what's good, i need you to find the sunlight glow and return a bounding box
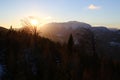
[30,19,38,26]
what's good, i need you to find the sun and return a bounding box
[30,19,38,26]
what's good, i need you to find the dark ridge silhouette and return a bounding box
[0,27,8,34]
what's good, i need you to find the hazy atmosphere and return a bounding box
[0,0,120,80]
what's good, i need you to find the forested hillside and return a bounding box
[0,25,120,80]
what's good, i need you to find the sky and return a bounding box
[0,0,120,28]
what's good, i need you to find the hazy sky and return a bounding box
[0,0,120,28]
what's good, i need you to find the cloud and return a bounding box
[88,4,101,10]
[45,16,52,20]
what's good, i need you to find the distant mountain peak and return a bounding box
[43,21,92,30]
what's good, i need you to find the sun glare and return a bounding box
[30,19,38,26]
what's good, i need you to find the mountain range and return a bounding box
[0,21,120,60]
[40,21,120,60]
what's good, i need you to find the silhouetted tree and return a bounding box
[67,34,74,55]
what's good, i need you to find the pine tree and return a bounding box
[67,34,74,52]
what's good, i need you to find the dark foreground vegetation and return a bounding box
[0,26,120,80]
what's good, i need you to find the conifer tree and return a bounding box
[67,34,74,54]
